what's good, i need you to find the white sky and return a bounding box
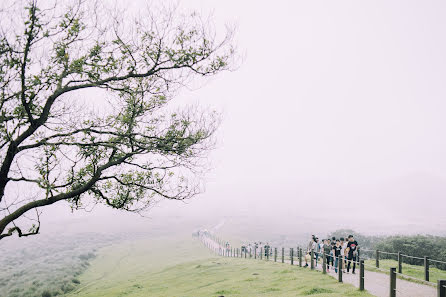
[37,0,446,235]
[159,0,446,232]
[179,0,446,183]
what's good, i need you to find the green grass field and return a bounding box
[364,259,446,285]
[67,235,374,297]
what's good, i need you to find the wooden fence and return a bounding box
[194,231,446,297]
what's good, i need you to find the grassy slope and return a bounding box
[364,259,446,284]
[67,235,374,297]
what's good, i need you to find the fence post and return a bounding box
[360,260,365,291]
[322,252,326,274]
[260,247,263,260]
[390,267,396,297]
[425,256,429,282]
[245,248,247,258]
[291,248,294,265]
[398,252,402,274]
[338,255,343,282]
[376,250,380,268]
[282,247,285,263]
[231,248,233,257]
[299,248,302,267]
[438,280,446,297]
[274,248,277,262]
[310,249,315,270]
[357,247,360,265]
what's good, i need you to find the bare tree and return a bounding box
[0,0,236,240]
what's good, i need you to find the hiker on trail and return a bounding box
[330,236,336,266]
[265,243,271,257]
[326,238,332,268]
[346,235,359,274]
[319,239,324,263]
[323,239,332,272]
[305,235,316,267]
[340,237,347,273]
[314,237,320,267]
[333,240,342,273]
[307,235,315,252]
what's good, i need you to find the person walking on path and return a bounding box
[323,239,332,272]
[314,237,320,267]
[305,235,315,267]
[326,238,332,268]
[330,238,335,267]
[333,240,342,273]
[346,235,359,274]
[340,237,347,273]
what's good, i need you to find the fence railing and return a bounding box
[194,232,446,297]
[360,248,446,284]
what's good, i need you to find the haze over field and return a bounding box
[3,0,445,239]
[2,1,446,297]
[28,0,445,237]
[173,0,446,235]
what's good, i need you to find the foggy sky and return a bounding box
[32,0,446,236]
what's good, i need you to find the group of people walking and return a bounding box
[196,229,359,274]
[240,242,272,257]
[305,234,359,274]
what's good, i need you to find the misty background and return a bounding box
[11,0,446,240]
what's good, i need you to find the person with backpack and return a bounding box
[305,235,316,267]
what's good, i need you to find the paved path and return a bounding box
[198,233,437,297]
[312,261,436,297]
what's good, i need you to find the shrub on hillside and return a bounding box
[72,278,80,284]
[375,235,446,269]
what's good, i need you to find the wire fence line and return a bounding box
[354,247,446,278]
[193,231,446,297]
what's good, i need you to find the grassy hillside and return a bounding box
[0,233,119,297]
[67,236,374,297]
